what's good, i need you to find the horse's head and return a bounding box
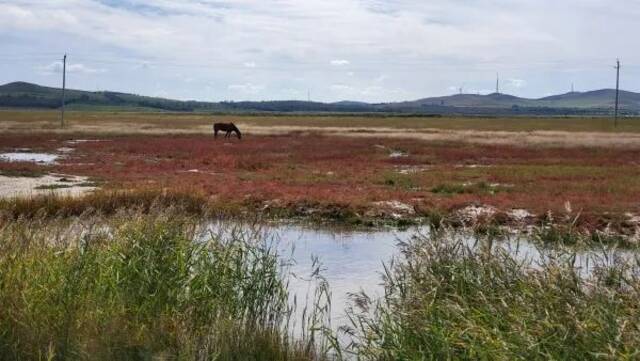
[231,123,242,139]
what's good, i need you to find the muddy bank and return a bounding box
[0,174,97,199]
[253,198,640,245]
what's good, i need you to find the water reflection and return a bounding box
[0,152,59,164]
[203,221,637,331]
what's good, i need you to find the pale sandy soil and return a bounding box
[0,174,96,199]
[240,125,640,148]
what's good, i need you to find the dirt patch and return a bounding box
[369,200,416,219]
[0,174,97,199]
[456,204,498,223]
[240,125,640,149]
[395,165,431,174]
[507,208,535,222]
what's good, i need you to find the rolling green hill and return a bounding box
[0,81,205,111]
[1,81,638,115]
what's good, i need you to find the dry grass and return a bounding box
[2,110,640,148]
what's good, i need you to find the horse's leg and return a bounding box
[226,131,231,138]
[214,129,219,138]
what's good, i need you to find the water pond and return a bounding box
[0,152,59,164]
[205,222,635,329]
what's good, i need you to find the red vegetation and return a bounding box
[2,133,640,225]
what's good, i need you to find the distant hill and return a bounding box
[539,89,640,109]
[388,90,640,111]
[0,81,206,111]
[1,81,639,115]
[391,93,536,108]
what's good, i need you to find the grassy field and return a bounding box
[2,110,640,359]
[1,130,639,235]
[2,110,640,133]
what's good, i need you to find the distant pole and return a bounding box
[307,89,311,102]
[571,83,574,93]
[495,73,499,94]
[61,54,67,128]
[614,59,621,128]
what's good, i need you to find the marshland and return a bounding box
[5,0,640,356]
[0,109,639,360]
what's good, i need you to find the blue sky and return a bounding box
[0,0,638,102]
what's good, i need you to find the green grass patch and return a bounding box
[34,184,74,190]
[431,181,502,195]
[380,172,419,190]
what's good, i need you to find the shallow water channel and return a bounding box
[204,222,636,333]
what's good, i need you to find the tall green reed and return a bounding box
[0,209,332,361]
[345,231,640,360]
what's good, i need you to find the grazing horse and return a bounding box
[213,122,242,139]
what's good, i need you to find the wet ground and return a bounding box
[0,149,96,198]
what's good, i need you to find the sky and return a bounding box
[0,0,639,102]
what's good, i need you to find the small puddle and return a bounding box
[0,152,59,164]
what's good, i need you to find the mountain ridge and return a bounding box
[1,81,639,115]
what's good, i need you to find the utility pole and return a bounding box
[495,73,499,94]
[307,89,311,102]
[571,83,574,93]
[614,59,621,128]
[61,54,67,128]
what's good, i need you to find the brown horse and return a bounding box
[213,123,242,139]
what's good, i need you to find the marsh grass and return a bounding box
[34,184,74,190]
[0,210,333,360]
[0,189,210,220]
[0,168,48,178]
[344,232,640,360]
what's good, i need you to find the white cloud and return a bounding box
[507,78,527,88]
[330,59,350,66]
[373,74,388,83]
[243,61,257,68]
[227,83,265,94]
[330,84,353,91]
[38,61,106,75]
